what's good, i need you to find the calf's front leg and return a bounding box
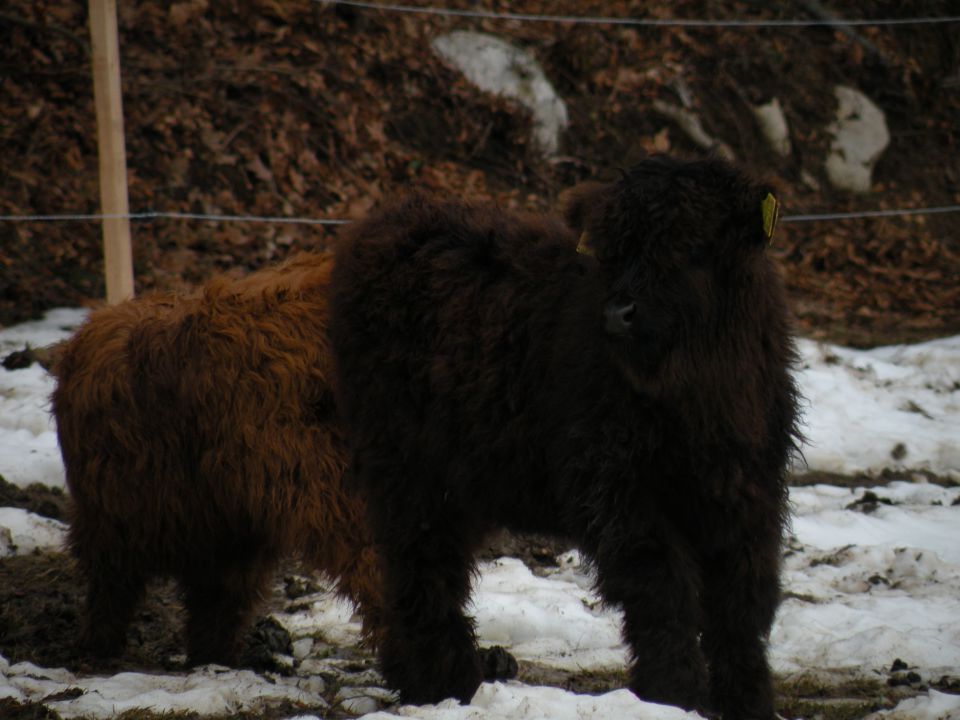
[590,526,711,714]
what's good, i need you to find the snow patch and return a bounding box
[0,657,328,719]
[0,508,66,557]
[470,557,625,671]
[796,337,960,479]
[360,682,700,720]
[0,308,87,356]
[866,689,960,719]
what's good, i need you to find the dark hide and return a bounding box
[329,156,801,719]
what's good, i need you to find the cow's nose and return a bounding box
[604,300,636,336]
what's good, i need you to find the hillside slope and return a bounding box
[1,0,958,345]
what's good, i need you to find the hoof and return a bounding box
[480,645,518,681]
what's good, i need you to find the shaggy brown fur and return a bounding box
[52,252,383,666]
[330,156,801,718]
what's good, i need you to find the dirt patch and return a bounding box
[0,547,946,719]
[0,344,62,373]
[1,471,953,719]
[0,549,361,677]
[0,697,324,720]
[0,698,63,720]
[0,552,182,673]
[0,476,70,522]
[518,663,628,696]
[478,528,573,571]
[791,468,959,488]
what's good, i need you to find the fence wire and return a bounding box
[315,0,960,28]
[3,1,958,230]
[2,205,960,225]
[0,211,348,226]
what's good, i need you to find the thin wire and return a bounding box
[0,211,349,225]
[2,205,960,224]
[315,0,960,28]
[780,206,960,222]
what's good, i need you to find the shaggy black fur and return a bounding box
[329,156,801,719]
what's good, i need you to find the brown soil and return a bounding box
[1,547,949,720]
[0,547,385,718]
[1,478,956,719]
[0,551,179,673]
[0,479,70,522]
[1,1,958,347]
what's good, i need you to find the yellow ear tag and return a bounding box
[761,193,780,242]
[576,231,595,257]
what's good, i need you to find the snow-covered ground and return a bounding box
[1,309,958,719]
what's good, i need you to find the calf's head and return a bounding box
[563,155,782,388]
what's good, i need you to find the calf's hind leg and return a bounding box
[181,553,274,666]
[77,556,148,660]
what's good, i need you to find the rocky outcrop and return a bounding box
[432,31,568,156]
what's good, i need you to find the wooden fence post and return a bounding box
[89,0,134,304]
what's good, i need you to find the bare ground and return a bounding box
[2,477,958,719]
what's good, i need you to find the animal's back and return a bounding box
[52,251,387,664]
[53,296,178,545]
[331,196,587,517]
[53,252,342,565]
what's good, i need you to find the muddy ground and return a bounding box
[2,477,957,719]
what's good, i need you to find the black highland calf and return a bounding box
[330,156,801,719]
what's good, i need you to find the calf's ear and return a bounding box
[733,181,780,248]
[760,191,780,244]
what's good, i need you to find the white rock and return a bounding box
[825,85,890,193]
[335,686,395,715]
[752,97,791,157]
[293,675,326,696]
[292,638,314,661]
[432,31,568,156]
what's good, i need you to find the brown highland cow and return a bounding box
[51,252,383,666]
[329,156,801,719]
